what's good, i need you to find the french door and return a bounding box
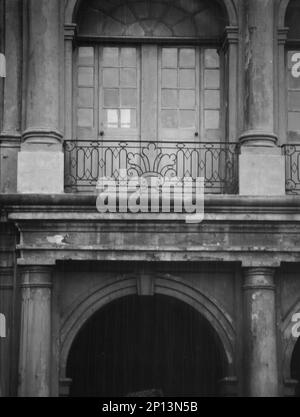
[76,44,221,141]
[75,44,221,181]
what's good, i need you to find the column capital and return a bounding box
[218,376,238,397]
[243,267,276,291]
[59,378,73,397]
[221,26,239,51]
[278,27,289,45]
[64,23,77,41]
[19,265,53,289]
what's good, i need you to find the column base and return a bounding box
[17,151,64,194]
[284,379,298,397]
[239,146,285,196]
[218,377,238,397]
[59,378,72,397]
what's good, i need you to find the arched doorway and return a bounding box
[291,337,300,397]
[66,294,227,397]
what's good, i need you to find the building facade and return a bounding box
[1,0,300,397]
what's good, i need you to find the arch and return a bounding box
[281,299,300,382]
[278,0,291,28]
[283,0,300,40]
[59,273,236,381]
[64,0,238,27]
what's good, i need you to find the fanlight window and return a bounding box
[77,0,227,39]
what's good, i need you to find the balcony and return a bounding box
[64,140,239,194]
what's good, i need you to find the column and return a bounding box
[243,268,279,397]
[0,0,22,193]
[239,0,285,195]
[17,0,64,194]
[18,266,52,397]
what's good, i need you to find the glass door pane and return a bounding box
[76,46,97,140]
[98,46,140,182]
[203,49,221,141]
[159,47,199,142]
[99,46,140,140]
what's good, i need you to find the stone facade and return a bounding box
[0,0,300,397]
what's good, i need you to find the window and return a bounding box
[76,46,140,139]
[76,44,221,142]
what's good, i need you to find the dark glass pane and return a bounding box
[289,91,300,110]
[179,49,196,68]
[162,89,178,108]
[103,68,119,87]
[120,48,137,67]
[179,90,195,109]
[179,70,195,89]
[205,70,220,89]
[78,47,94,66]
[205,49,219,68]
[162,48,178,68]
[162,69,178,88]
[78,108,93,127]
[288,112,300,131]
[161,110,178,128]
[103,47,119,67]
[179,110,195,128]
[78,67,94,87]
[205,90,220,109]
[78,88,94,107]
[104,89,119,108]
[205,110,220,129]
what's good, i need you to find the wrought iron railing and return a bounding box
[283,144,300,194]
[64,140,239,194]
